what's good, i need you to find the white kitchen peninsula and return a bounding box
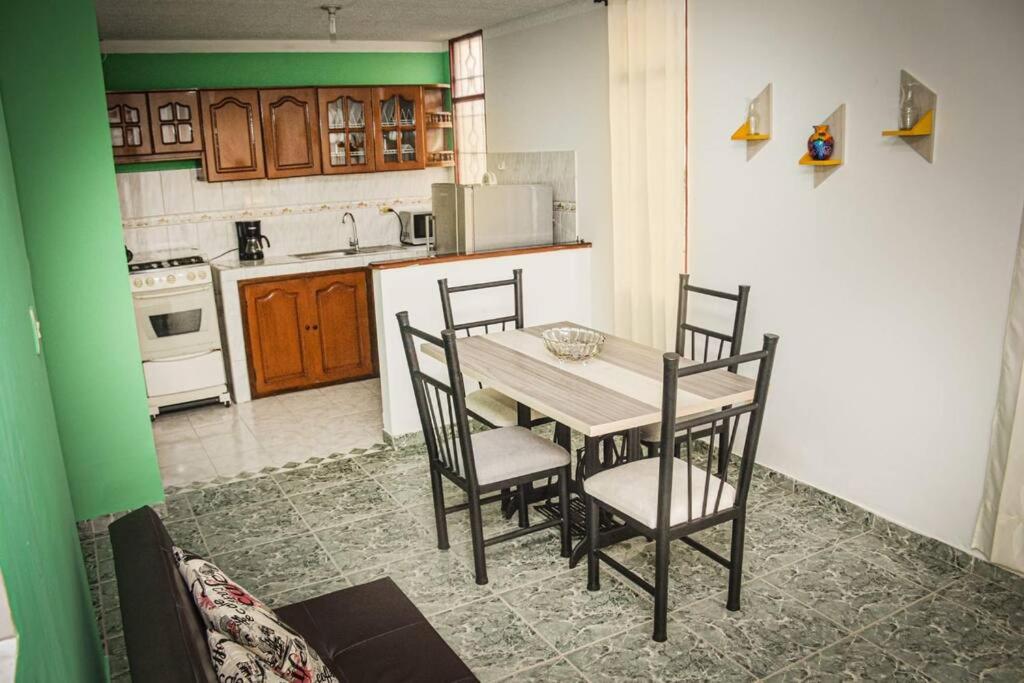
[371,242,592,440]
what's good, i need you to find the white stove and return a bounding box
[128,249,230,417]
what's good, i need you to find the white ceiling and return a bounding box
[93,0,574,42]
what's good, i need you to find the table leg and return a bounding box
[569,435,600,568]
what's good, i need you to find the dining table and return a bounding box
[421,320,757,565]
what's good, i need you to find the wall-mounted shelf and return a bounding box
[799,103,845,188]
[732,83,772,160]
[882,109,933,137]
[881,70,936,163]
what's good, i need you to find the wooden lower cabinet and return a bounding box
[241,269,376,397]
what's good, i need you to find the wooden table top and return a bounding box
[421,321,756,437]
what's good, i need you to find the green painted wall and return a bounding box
[0,1,163,521]
[104,50,450,174]
[0,96,107,682]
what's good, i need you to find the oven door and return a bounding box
[133,283,221,361]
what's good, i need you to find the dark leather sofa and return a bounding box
[109,506,476,682]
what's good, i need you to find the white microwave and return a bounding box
[399,210,434,246]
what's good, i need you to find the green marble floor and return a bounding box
[80,443,1024,682]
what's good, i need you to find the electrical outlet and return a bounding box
[378,205,392,215]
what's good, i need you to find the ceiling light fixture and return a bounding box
[321,5,342,42]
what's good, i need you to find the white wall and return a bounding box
[484,3,613,330]
[688,0,1024,551]
[374,247,592,437]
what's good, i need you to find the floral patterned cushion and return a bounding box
[173,547,336,683]
[208,631,290,682]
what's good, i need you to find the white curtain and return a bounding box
[608,0,687,349]
[973,204,1024,574]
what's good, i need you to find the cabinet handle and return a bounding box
[305,324,311,331]
[312,324,319,330]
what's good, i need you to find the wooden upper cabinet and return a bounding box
[306,270,375,381]
[107,93,153,157]
[372,86,425,171]
[259,88,322,179]
[317,87,375,175]
[147,90,202,155]
[200,89,266,181]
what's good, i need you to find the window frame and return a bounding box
[448,29,487,184]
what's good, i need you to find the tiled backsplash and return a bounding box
[119,167,453,260]
[118,150,579,259]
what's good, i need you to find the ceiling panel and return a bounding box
[93,0,570,42]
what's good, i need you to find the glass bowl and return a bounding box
[541,327,606,362]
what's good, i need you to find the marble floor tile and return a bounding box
[350,445,428,476]
[186,476,284,516]
[455,531,571,594]
[160,460,218,488]
[161,493,194,521]
[619,538,731,609]
[862,594,1024,681]
[841,530,965,591]
[106,634,128,676]
[290,477,398,530]
[406,498,519,543]
[765,636,929,681]
[348,549,491,616]
[766,492,871,544]
[567,620,753,682]
[164,517,210,555]
[212,533,342,597]
[940,573,1024,636]
[503,567,651,653]
[271,457,368,494]
[499,658,586,682]
[371,465,463,507]
[682,580,847,678]
[762,546,930,631]
[262,576,353,609]
[316,510,435,574]
[198,498,308,553]
[431,596,556,682]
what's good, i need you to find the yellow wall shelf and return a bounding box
[882,109,933,137]
[732,83,772,160]
[731,121,770,141]
[882,70,937,163]
[799,155,841,166]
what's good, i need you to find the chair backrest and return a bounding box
[675,273,750,370]
[396,311,480,487]
[654,334,779,528]
[438,268,524,337]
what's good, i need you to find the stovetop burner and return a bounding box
[127,249,205,272]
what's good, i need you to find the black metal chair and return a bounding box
[437,268,549,430]
[396,311,572,585]
[637,274,751,464]
[584,334,778,641]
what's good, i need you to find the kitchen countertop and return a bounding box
[367,241,591,270]
[212,244,428,281]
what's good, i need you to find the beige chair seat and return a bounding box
[584,457,736,528]
[466,387,544,428]
[471,426,570,486]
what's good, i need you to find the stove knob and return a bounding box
[145,276,155,286]
[198,270,208,280]
[187,271,196,281]
[167,274,176,284]
[133,278,142,288]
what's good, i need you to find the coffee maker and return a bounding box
[235,221,270,261]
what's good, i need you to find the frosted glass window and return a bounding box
[451,33,485,99]
[450,31,488,184]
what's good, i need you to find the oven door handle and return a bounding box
[146,349,220,363]
[133,283,213,300]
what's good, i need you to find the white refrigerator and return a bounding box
[431,183,554,254]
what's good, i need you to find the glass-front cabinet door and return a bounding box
[317,87,375,175]
[147,90,202,155]
[107,93,153,157]
[372,86,425,171]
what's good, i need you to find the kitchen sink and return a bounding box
[291,248,359,260]
[291,245,404,260]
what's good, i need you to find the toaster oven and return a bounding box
[399,210,434,246]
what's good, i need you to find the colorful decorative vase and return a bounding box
[807,125,835,161]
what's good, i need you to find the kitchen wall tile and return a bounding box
[130,226,170,255]
[197,221,236,260]
[135,171,166,217]
[166,223,199,251]
[219,181,254,210]
[191,174,224,212]
[116,173,134,219]
[160,170,195,215]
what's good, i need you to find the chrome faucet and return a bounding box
[342,212,359,251]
